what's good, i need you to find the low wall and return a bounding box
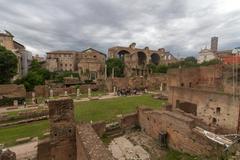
[76,123,115,160]
[138,108,222,156]
[119,113,138,129]
[92,121,106,137]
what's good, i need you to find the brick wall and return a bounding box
[168,86,240,133]
[76,123,115,160]
[138,108,221,156]
[120,113,138,129]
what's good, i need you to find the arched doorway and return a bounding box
[117,50,130,61]
[151,53,160,65]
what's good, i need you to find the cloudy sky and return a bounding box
[0,0,239,57]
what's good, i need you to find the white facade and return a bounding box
[197,48,216,64]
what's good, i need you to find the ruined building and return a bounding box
[46,48,106,80]
[108,43,177,77]
[0,30,32,78]
[37,98,115,160]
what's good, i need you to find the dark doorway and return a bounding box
[118,50,130,61]
[151,53,160,65]
[137,52,147,66]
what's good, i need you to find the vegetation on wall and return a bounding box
[106,58,125,77]
[15,60,51,91]
[0,46,18,84]
[50,71,79,83]
[147,57,221,74]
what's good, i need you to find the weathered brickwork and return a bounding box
[48,98,76,160]
[138,108,222,156]
[38,98,115,160]
[76,123,115,160]
[108,43,177,77]
[168,86,240,133]
[46,48,106,80]
[106,74,168,92]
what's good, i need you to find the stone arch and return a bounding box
[137,52,147,66]
[151,53,160,65]
[117,50,130,61]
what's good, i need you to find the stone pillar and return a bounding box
[105,64,107,80]
[160,83,163,92]
[13,100,18,107]
[32,92,36,105]
[88,88,91,98]
[50,89,53,98]
[64,91,68,97]
[76,88,80,98]
[113,86,116,95]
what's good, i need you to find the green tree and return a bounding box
[15,60,51,91]
[106,58,124,77]
[0,46,18,83]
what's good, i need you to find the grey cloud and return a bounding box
[0,0,239,57]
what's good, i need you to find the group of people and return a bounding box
[116,87,146,96]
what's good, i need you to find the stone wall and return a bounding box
[76,123,115,160]
[37,138,50,160]
[48,98,76,160]
[119,113,138,129]
[168,86,240,133]
[92,121,106,137]
[106,74,167,92]
[108,43,177,77]
[167,65,223,91]
[138,108,221,156]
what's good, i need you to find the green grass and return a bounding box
[0,95,164,146]
[74,94,165,122]
[164,149,201,160]
[0,120,49,146]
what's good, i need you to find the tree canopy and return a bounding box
[106,58,125,77]
[15,60,51,91]
[0,46,18,84]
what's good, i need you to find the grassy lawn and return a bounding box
[0,94,165,146]
[164,149,201,160]
[74,94,165,122]
[0,120,49,146]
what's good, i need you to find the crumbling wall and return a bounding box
[138,108,220,156]
[120,113,138,129]
[76,123,115,160]
[92,121,106,137]
[48,98,76,160]
[168,86,240,133]
[167,65,223,91]
[37,138,50,160]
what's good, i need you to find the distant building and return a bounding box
[32,54,45,63]
[197,37,218,63]
[46,48,106,80]
[0,30,32,78]
[108,43,178,77]
[217,50,240,64]
[197,48,217,63]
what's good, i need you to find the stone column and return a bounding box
[76,88,80,98]
[160,83,163,92]
[105,64,107,80]
[88,88,91,98]
[13,100,18,107]
[113,86,116,95]
[64,91,68,97]
[50,89,53,98]
[32,92,36,105]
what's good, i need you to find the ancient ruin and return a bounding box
[108,43,177,77]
